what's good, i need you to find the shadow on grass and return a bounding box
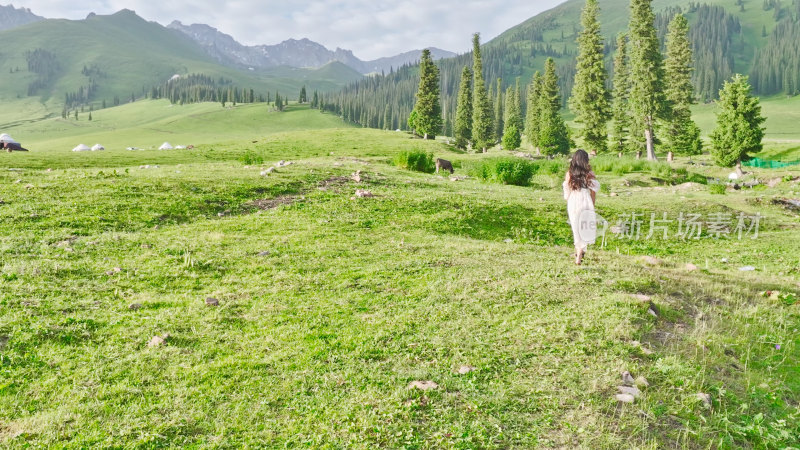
[426,203,571,245]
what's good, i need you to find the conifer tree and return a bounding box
[502,86,522,150]
[410,49,443,139]
[569,0,610,153]
[611,33,631,153]
[494,78,504,141]
[454,66,473,149]
[471,33,494,152]
[539,58,571,156]
[710,74,765,170]
[628,0,666,160]
[299,86,307,103]
[664,13,702,155]
[525,71,544,152]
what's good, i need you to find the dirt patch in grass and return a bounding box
[317,176,351,191]
[246,195,300,210]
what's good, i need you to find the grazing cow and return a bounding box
[435,158,454,174]
[3,142,28,152]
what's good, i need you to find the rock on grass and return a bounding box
[408,380,439,391]
[147,334,170,347]
[205,297,220,307]
[616,393,635,403]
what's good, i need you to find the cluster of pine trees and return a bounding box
[149,74,266,106]
[452,0,703,159]
[25,48,60,96]
[315,0,794,142]
[750,8,800,95]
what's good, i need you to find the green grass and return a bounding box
[0,104,799,447]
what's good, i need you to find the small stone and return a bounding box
[640,256,662,266]
[128,303,143,311]
[354,189,374,198]
[721,258,729,263]
[696,392,712,407]
[641,347,655,356]
[635,376,650,387]
[25,184,34,189]
[113,267,122,273]
[457,365,476,375]
[205,297,219,306]
[618,385,642,398]
[504,239,513,243]
[648,307,658,317]
[739,266,756,272]
[257,251,270,256]
[631,294,652,302]
[266,167,276,173]
[685,263,699,272]
[147,334,168,347]
[351,170,362,182]
[408,380,439,391]
[141,244,151,249]
[610,192,619,197]
[616,393,635,403]
[621,371,635,386]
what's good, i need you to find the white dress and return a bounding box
[563,176,601,251]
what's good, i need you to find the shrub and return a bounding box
[493,159,535,186]
[394,149,435,173]
[709,183,727,195]
[467,158,540,186]
[239,151,264,165]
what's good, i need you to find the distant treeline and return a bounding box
[25,48,60,96]
[750,10,800,95]
[149,74,266,105]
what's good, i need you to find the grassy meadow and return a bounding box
[1,104,799,448]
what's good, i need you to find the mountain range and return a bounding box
[0,3,455,76]
[0,3,42,29]
[167,21,456,74]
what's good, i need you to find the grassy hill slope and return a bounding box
[0,10,363,124]
[0,102,355,163]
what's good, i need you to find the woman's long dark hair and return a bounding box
[568,149,595,191]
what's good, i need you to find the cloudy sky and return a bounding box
[12,0,565,60]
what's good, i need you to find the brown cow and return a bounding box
[435,158,454,174]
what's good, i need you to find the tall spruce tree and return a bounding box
[664,13,702,156]
[628,0,666,160]
[611,33,631,153]
[410,49,443,139]
[454,66,473,149]
[494,78,504,141]
[710,74,765,170]
[502,85,522,150]
[471,33,494,152]
[569,0,610,153]
[525,71,544,152]
[539,58,571,156]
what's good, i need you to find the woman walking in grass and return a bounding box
[563,149,600,265]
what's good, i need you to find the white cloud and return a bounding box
[12,0,564,60]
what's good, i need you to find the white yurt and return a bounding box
[159,142,174,150]
[91,144,105,151]
[72,144,91,152]
[0,133,19,144]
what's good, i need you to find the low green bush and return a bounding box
[709,183,727,195]
[467,158,541,186]
[239,151,264,165]
[394,150,435,173]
